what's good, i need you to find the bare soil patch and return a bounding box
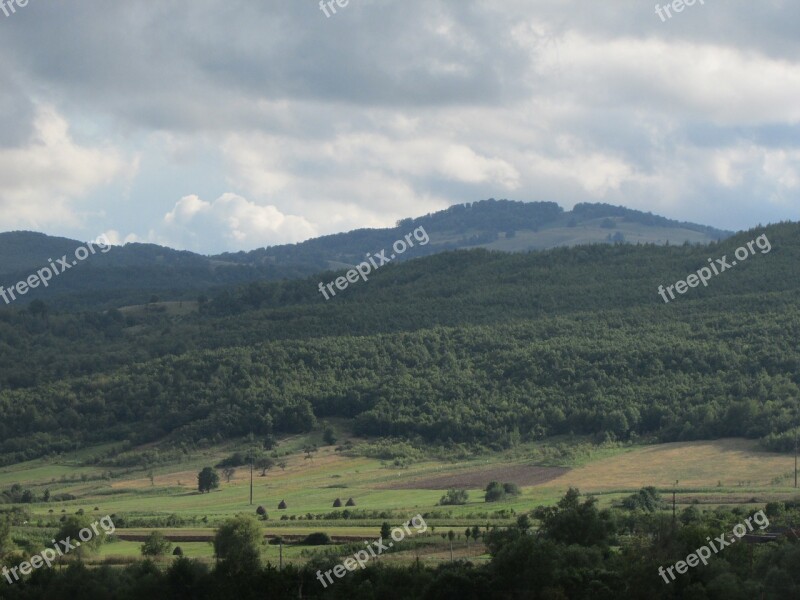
[379,464,569,490]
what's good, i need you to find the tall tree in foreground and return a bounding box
[213,515,262,574]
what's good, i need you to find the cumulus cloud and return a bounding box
[0,106,134,230]
[161,193,317,253]
[0,0,798,248]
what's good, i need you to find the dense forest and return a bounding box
[0,222,797,464]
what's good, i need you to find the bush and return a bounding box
[485,482,506,503]
[622,487,663,512]
[141,531,172,557]
[322,427,337,446]
[302,532,331,546]
[216,452,249,468]
[484,481,521,503]
[439,489,469,506]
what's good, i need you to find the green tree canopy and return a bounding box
[197,467,219,493]
[213,515,262,574]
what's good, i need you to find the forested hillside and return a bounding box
[0,200,732,310]
[0,222,796,465]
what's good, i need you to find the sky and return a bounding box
[0,0,798,255]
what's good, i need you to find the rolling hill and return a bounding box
[0,200,732,310]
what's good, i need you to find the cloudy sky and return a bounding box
[0,0,798,254]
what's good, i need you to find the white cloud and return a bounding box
[161,193,318,252]
[101,229,140,246]
[0,106,133,230]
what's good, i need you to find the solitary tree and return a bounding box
[213,515,262,574]
[380,522,391,541]
[447,530,455,561]
[255,457,275,477]
[141,531,172,556]
[303,445,318,461]
[197,467,220,493]
[322,427,337,445]
[222,467,236,483]
[56,516,106,560]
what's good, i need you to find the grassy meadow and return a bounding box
[2,433,797,568]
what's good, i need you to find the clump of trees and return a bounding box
[439,488,469,505]
[484,482,520,503]
[141,531,172,556]
[55,515,108,559]
[0,484,40,504]
[621,486,663,512]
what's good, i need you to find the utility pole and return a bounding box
[794,431,797,489]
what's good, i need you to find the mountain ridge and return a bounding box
[0,200,735,309]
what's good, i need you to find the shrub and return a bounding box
[622,487,663,512]
[322,427,337,446]
[485,481,521,503]
[141,531,173,557]
[215,452,249,468]
[302,532,331,546]
[439,489,469,506]
[484,482,506,503]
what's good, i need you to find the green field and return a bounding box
[2,434,797,568]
